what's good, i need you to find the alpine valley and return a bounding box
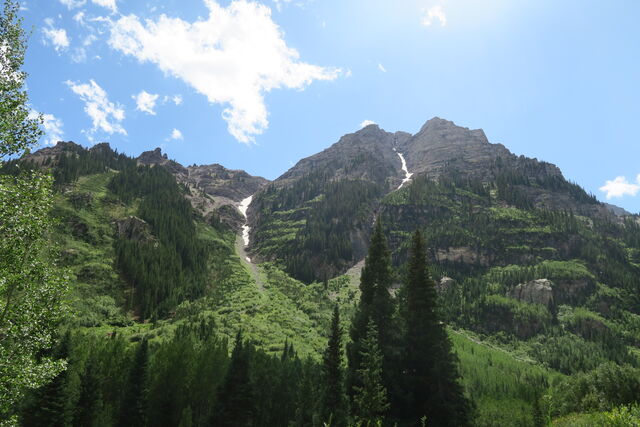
[7,117,640,426]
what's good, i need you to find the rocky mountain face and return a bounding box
[23,142,269,230]
[249,117,636,284]
[277,124,411,190]
[21,119,636,288]
[136,147,269,226]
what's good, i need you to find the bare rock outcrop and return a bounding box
[115,216,154,242]
[507,279,555,310]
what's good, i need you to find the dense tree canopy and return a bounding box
[0,1,68,423]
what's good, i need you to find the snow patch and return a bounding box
[394,148,413,189]
[238,195,253,262]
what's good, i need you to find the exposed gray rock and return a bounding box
[135,147,269,229]
[115,216,154,242]
[508,279,555,310]
[435,246,491,266]
[276,124,409,191]
[604,203,632,217]
[22,141,83,165]
[137,147,188,175]
[186,163,268,202]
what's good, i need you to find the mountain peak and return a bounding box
[137,147,168,165]
[355,122,385,136]
[417,117,487,142]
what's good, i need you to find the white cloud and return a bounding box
[73,11,86,24]
[172,95,183,106]
[42,19,70,51]
[59,0,86,9]
[108,0,341,143]
[91,0,117,13]
[378,63,386,73]
[42,114,65,146]
[170,128,183,141]
[29,111,65,146]
[599,175,640,199]
[83,34,98,46]
[66,79,126,136]
[360,120,377,128]
[71,48,87,63]
[422,5,447,27]
[133,90,159,115]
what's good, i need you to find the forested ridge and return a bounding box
[1,137,637,426]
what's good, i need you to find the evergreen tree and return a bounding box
[347,219,395,403]
[73,358,102,427]
[118,339,149,427]
[401,230,471,426]
[319,306,348,426]
[354,319,389,426]
[214,332,254,427]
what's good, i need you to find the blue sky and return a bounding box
[20,0,640,213]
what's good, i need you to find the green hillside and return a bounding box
[4,140,639,426]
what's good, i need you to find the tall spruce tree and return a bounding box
[214,332,254,427]
[401,230,471,426]
[118,339,149,427]
[73,357,102,427]
[347,219,396,403]
[353,319,389,426]
[319,306,348,426]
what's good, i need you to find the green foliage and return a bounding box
[548,362,640,417]
[0,173,69,420]
[400,231,471,426]
[450,330,561,426]
[118,339,149,427]
[347,220,396,409]
[214,332,254,426]
[253,170,383,282]
[0,0,42,160]
[473,295,552,339]
[0,2,69,423]
[528,331,632,375]
[552,404,640,427]
[110,165,209,318]
[353,320,389,426]
[319,306,348,426]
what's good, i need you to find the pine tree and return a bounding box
[347,219,395,404]
[354,319,389,426]
[401,230,471,426]
[119,339,149,427]
[214,332,254,426]
[73,357,102,427]
[319,306,348,426]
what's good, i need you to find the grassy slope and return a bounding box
[55,172,590,425]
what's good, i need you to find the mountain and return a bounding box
[135,147,269,228]
[249,117,634,283]
[8,118,640,426]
